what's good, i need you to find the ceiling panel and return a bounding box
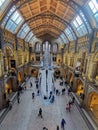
[17,0,87,39]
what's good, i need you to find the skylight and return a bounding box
[0,0,5,6]
[17,23,30,39]
[71,15,87,37]
[88,0,98,23]
[5,10,23,33]
[65,26,76,41]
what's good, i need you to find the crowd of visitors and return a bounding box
[4,74,76,130]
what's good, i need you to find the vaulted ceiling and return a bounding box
[15,0,87,40]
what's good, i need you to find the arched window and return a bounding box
[53,43,58,53]
[35,42,40,52]
[43,41,51,52]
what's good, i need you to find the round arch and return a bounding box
[76,79,84,99]
[35,41,41,52]
[5,77,16,94]
[52,42,58,53]
[42,41,51,52]
[3,46,14,71]
[88,92,98,119]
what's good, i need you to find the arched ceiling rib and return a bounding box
[59,0,93,29]
[24,24,69,41]
[16,11,77,39]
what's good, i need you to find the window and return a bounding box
[71,15,87,37]
[53,43,58,53]
[35,43,41,52]
[65,26,76,41]
[88,0,98,23]
[5,10,24,33]
[17,23,30,39]
[89,0,98,13]
[60,33,68,44]
[0,0,5,6]
[43,41,51,51]
[1,6,16,27]
[25,32,34,42]
[0,0,10,18]
[80,11,92,33]
[57,37,64,45]
[29,36,35,43]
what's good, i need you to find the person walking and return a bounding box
[66,103,71,112]
[38,108,43,118]
[61,118,66,130]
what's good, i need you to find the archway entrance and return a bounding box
[88,92,98,119]
[76,79,84,100]
[5,77,15,94]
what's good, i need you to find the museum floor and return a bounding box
[0,77,96,130]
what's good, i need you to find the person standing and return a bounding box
[38,108,43,118]
[61,118,66,130]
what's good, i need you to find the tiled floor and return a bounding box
[0,77,89,130]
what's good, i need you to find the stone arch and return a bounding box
[2,43,14,53]
[42,41,51,52]
[5,77,16,94]
[35,41,41,52]
[3,46,14,71]
[88,92,98,119]
[4,45,13,56]
[78,46,88,53]
[76,78,84,99]
[52,43,58,53]
[78,48,87,57]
